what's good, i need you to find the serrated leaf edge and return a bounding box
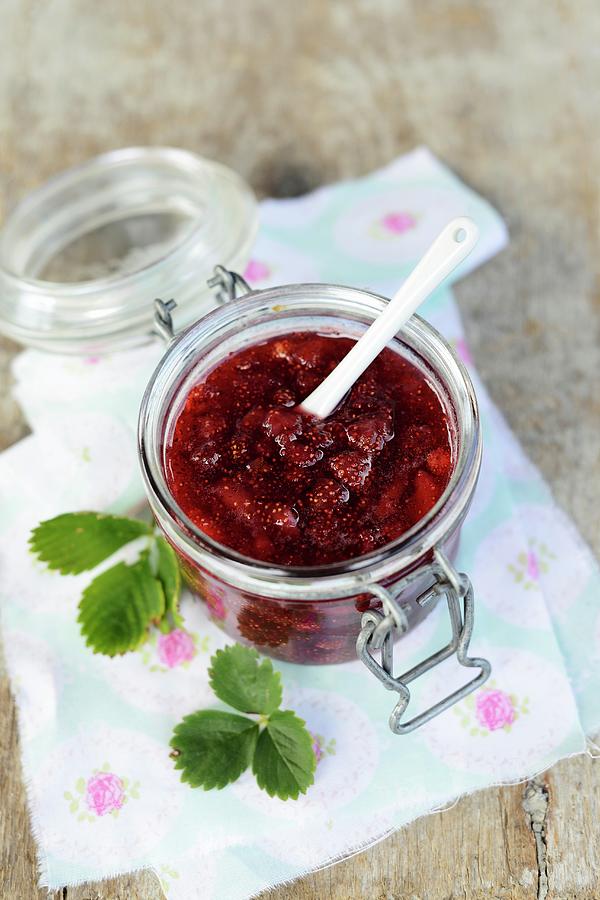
[30,512,184,655]
[170,710,259,791]
[252,709,316,801]
[154,536,183,628]
[207,644,283,715]
[76,553,166,656]
[29,511,154,575]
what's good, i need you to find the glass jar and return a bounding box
[139,274,491,734]
[0,148,257,353]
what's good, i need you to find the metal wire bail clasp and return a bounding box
[207,265,251,305]
[153,298,177,343]
[153,266,251,344]
[357,549,491,734]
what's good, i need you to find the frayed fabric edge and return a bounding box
[33,743,597,899]
[240,742,594,900]
[2,581,598,900]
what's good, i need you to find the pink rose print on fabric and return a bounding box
[157,629,196,669]
[527,551,539,580]
[86,772,124,816]
[139,627,207,672]
[244,259,271,283]
[64,765,140,822]
[453,681,529,736]
[380,212,417,234]
[475,689,515,732]
[508,539,556,590]
[312,736,324,764]
[310,732,336,765]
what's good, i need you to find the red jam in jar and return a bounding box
[165,331,453,566]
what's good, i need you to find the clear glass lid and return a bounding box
[0,147,258,353]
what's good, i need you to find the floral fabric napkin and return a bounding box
[1,148,598,900]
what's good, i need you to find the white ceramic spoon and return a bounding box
[300,216,479,420]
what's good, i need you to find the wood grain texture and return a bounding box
[545,755,600,899]
[1,1,600,898]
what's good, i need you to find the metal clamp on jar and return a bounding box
[139,267,491,735]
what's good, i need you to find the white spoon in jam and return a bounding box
[300,217,479,420]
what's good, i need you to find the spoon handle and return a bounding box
[301,217,479,419]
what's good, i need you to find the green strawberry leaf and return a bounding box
[170,710,259,789]
[155,536,181,622]
[77,553,165,655]
[30,512,153,574]
[209,644,282,715]
[252,709,316,800]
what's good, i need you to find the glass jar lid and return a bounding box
[0,147,258,353]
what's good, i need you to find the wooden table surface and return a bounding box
[1,2,600,898]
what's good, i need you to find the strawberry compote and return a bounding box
[165,332,453,566]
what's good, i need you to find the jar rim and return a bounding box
[139,282,482,597]
[0,147,258,353]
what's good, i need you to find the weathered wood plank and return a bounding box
[263,783,540,900]
[545,753,600,900]
[0,669,42,900]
